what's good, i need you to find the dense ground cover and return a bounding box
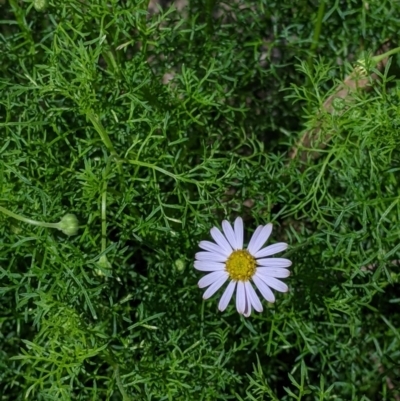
[1,0,400,399]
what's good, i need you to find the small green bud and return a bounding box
[34,0,48,11]
[354,59,368,77]
[58,214,79,236]
[95,255,112,277]
[98,255,111,269]
[332,97,345,111]
[174,258,185,272]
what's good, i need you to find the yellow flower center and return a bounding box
[225,250,256,282]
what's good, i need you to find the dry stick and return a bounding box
[288,46,400,398]
[289,42,392,162]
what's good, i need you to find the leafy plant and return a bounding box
[1,0,400,400]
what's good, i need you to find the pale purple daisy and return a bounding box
[194,217,291,317]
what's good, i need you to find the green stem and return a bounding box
[311,1,325,50]
[205,0,216,34]
[308,1,325,62]
[101,172,108,254]
[86,111,123,174]
[0,205,58,229]
[372,46,400,64]
[114,365,132,401]
[102,49,119,74]
[0,206,79,235]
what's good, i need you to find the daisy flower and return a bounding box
[194,217,291,317]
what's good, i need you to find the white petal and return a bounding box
[236,281,246,314]
[210,227,233,255]
[195,251,227,263]
[199,240,228,256]
[257,274,288,293]
[247,224,273,255]
[245,281,263,312]
[256,267,290,278]
[254,242,288,258]
[202,274,228,299]
[222,220,237,249]
[253,275,275,303]
[194,260,226,272]
[198,270,228,288]
[243,292,251,317]
[218,280,236,311]
[242,282,252,317]
[234,217,244,249]
[257,258,292,268]
[247,226,262,254]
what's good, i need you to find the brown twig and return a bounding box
[290,42,392,162]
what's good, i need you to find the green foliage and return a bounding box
[1,0,400,400]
